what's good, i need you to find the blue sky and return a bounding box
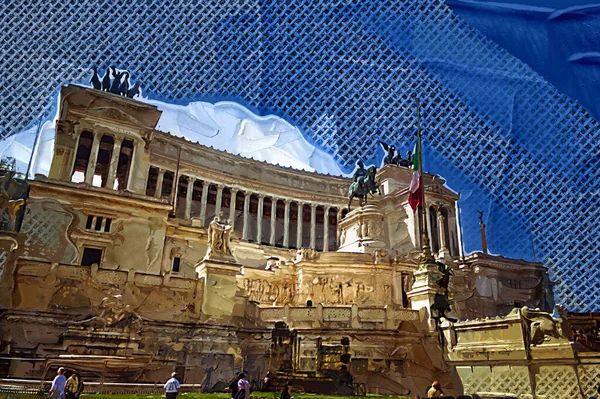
[477,0,596,6]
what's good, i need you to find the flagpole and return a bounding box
[415,98,433,262]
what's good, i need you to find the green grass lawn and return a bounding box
[81,393,411,399]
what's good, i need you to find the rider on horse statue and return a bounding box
[348,160,380,211]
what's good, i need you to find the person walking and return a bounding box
[64,371,80,399]
[280,383,293,399]
[235,373,250,399]
[164,372,181,399]
[227,370,241,398]
[49,367,66,399]
[426,380,443,398]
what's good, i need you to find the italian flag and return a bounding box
[408,144,421,213]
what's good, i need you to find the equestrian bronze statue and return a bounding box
[347,165,381,211]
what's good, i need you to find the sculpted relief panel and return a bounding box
[243,278,296,305]
[305,276,391,306]
[242,273,392,306]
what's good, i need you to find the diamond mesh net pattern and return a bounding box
[0,0,598,310]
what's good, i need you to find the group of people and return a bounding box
[49,367,84,399]
[164,370,293,399]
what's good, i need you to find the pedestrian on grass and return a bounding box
[164,372,181,399]
[426,380,443,397]
[280,383,293,399]
[227,370,241,398]
[64,371,80,399]
[235,372,250,399]
[49,367,66,399]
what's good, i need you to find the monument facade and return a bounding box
[0,85,571,397]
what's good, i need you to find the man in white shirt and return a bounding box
[49,367,66,399]
[164,372,181,399]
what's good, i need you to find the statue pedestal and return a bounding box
[337,205,386,254]
[406,261,443,330]
[195,258,243,321]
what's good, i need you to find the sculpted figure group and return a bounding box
[205,216,234,259]
[380,142,413,167]
[90,66,141,99]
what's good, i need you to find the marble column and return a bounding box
[310,204,317,249]
[170,171,178,204]
[242,192,250,240]
[336,208,343,249]
[185,177,196,219]
[437,210,447,252]
[155,168,165,198]
[323,206,330,252]
[229,189,238,230]
[425,205,434,250]
[215,185,224,218]
[105,137,122,189]
[85,132,102,185]
[283,200,290,248]
[126,142,136,191]
[199,181,209,226]
[256,195,264,244]
[270,198,277,246]
[296,204,303,248]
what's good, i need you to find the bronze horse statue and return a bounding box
[347,166,380,211]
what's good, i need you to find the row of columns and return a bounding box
[426,205,456,256]
[150,168,343,251]
[74,131,132,190]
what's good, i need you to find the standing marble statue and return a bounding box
[205,216,234,259]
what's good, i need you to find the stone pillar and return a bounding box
[283,200,291,248]
[310,204,317,250]
[199,181,210,226]
[256,195,264,244]
[425,206,434,250]
[270,199,277,246]
[105,137,122,189]
[438,210,448,254]
[126,142,136,190]
[297,204,303,248]
[155,169,165,198]
[170,170,178,203]
[195,257,243,322]
[229,189,238,230]
[85,132,102,185]
[185,177,196,219]
[323,206,330,252]
[406,261,444,331]
[337,208,343,249]
[215,185,224,217]
[242,192,250,240]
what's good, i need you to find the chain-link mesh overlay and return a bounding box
[0,0,598,310]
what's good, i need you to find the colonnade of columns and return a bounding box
[147,167,346,251]
[426,204,457,257]
[71,130,135,191]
